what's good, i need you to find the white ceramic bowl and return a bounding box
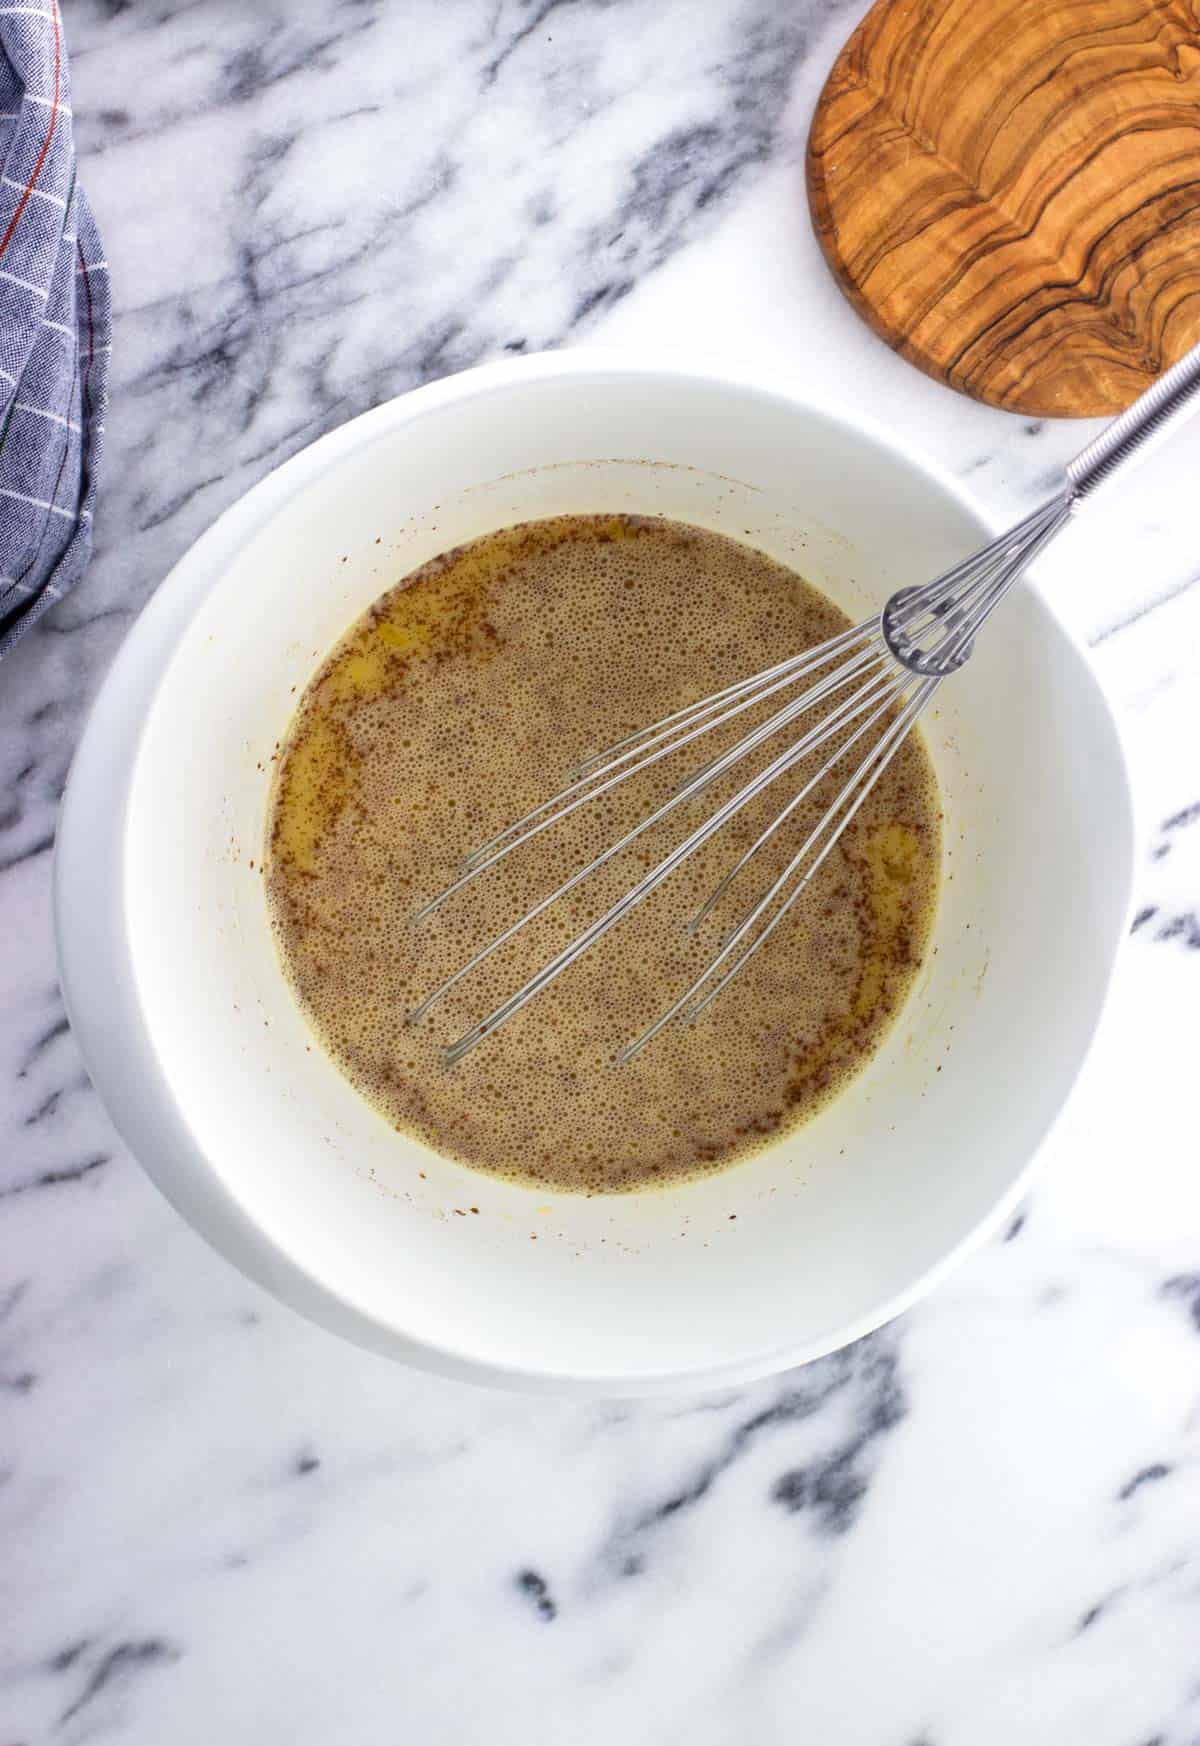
[55,353,1134,1393]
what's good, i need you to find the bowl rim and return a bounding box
[53,349,1138,1393]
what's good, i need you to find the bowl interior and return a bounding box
[121,366,1132,1385]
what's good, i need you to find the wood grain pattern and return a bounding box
[807,0,1200,415]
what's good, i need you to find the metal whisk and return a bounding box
[411,344,1200,1065]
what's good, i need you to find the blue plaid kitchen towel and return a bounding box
[0,1,108,657]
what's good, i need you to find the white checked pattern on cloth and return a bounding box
[0,0,109,654]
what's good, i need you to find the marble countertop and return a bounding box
[2,2,1199,1741]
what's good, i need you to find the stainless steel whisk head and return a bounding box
[411,344,1200,1065]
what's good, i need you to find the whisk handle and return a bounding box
[1067,341,1200,505]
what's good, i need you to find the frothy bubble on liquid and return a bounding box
[266,515,941,1194]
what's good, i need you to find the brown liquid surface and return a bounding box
[266,515,940,1193]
